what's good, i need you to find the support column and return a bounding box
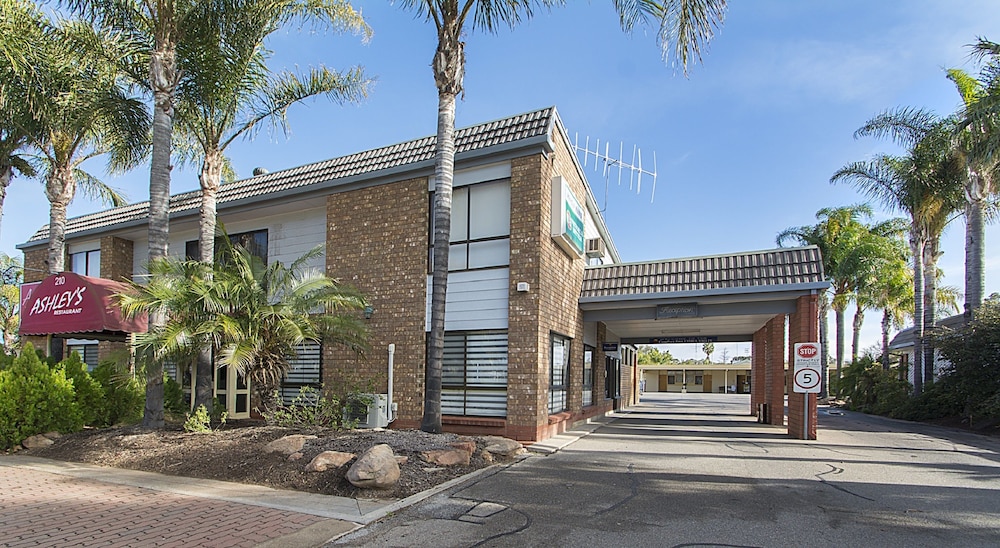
[764,315,786,426]
[750,328,766,416]
[788,294,820,440]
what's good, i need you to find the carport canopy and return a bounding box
[580,246,827,345]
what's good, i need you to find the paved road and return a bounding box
[335,393,1000,547]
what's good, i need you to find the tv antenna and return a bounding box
[572,133,658,210]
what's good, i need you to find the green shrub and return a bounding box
[0,343,84,449]
[931,295,1000,425]
[890,380,963,421]
[838,356,911,416]
[184,404,227,433]
[91,360,144,426]
[263,386,342,427]
[163,375,188,416]
[59,352,107,427]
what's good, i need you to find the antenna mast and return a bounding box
[573,133,658,209]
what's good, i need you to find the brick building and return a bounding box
[18,106,827,441]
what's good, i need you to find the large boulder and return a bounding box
[264,434,317,456]
[305,451,356,472]
[346,444,400,489]
[22,434,55,449]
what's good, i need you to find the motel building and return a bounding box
[18,107,828,442]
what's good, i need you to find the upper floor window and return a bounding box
[186,229,268,265]
[429,179,510,272]
[70,249,100,277]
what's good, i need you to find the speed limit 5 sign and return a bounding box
[793,343,822,394]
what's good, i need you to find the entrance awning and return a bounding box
[19,272,147,341]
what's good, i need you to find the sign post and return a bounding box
[793,343,821,440]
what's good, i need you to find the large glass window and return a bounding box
[429,180,510,272]
[70,250,100,277]
[442,330,508,417]
[550,334,570,413]
[583,346,594,407]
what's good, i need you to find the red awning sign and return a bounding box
[19,272,147,338]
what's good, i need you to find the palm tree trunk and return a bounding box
[819,292,830,398]
[422,12,464,435]
[910,233,924,395]
[143,46,177,430]
[922,239,938,386]
[834,302,845,398]
[964,169,987,322]
[881,309,892,371]
[0,165,11,241]
[44,167,75,274]
[194,150,223,412]
[851,308,863,365]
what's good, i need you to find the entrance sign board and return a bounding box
[602,342,620,359]
[649,336,717,344]
[656,303,699,319]
[792,342,822,393]
[550,176,585,258]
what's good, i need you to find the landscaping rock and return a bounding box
[422,448,471,466]
[22,434,54,449]
[346,444,400,489]
[305,451,355,472]
[288,452,304,462]
[483,436,525,457]
[264,434,317,456]
[448,440,477,455]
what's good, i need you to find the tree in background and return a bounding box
[0,254,21,352]
[174,0,371,411]
[702,342,715,363]
[637,346,678,365]
[835,109,965,394]
[400,0,728,433]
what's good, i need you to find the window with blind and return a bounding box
[280,342,322,405]
[67,343,99,371]
[70,250,100,278]
[429,179,511,272]
[442,330,508,417]
[549,333,570,413]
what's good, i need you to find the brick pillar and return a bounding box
[787,293,820,440]
[765,315,786,426]
[750,328,765,416]
[99,236,135,365]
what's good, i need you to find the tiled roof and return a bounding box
[888,313,966,349]
[25,107,556,244]
[581,246,825,299]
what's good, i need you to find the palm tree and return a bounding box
[778,205,875,397]
[947,54,1000,320]
[21,17,147,274]
[119,239,369,415]
[0,253,22,352]
[0,0,43,241]
[174,0,370,410]
[846,218,908,366]
[833,111,964,393]
[399,0,727,433]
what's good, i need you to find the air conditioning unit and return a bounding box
[585,238,606,258]
[344,393,389,428]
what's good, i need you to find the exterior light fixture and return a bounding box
[364,305,374,320]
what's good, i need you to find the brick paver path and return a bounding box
[0,465,327,547]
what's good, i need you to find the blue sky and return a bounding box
[5,1,1000,360]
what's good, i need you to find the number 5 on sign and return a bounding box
[793,342,822,394]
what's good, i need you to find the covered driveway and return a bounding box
[580,246,828,439]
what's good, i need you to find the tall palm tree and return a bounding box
[399,0,727,433]
[947,54,1000,320]
[21,17,147,274]
[119,240,369,415]
[833,112,964,393]
[778,205,876,397]
[0,0,43,241]
[174,0,370,410]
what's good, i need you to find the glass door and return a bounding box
[215,365,251,419]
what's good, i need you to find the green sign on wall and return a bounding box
[551,176,585,257]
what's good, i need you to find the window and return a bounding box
[583,346,594,407]
[280,343,322,405]
[67,343,99,371]
[442,330,508,417]
[186,229,268,264]
[429,180,510,272]
[550,334,570,413]
[70,250,100,277]
[694,374,704,385]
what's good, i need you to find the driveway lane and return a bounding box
[336,393,1000,547]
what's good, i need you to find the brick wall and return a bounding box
[23,248,47,283]
[787,294,819,439]
[100,236,134,282]
[765,315,786,426]
[324,178,429,426]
